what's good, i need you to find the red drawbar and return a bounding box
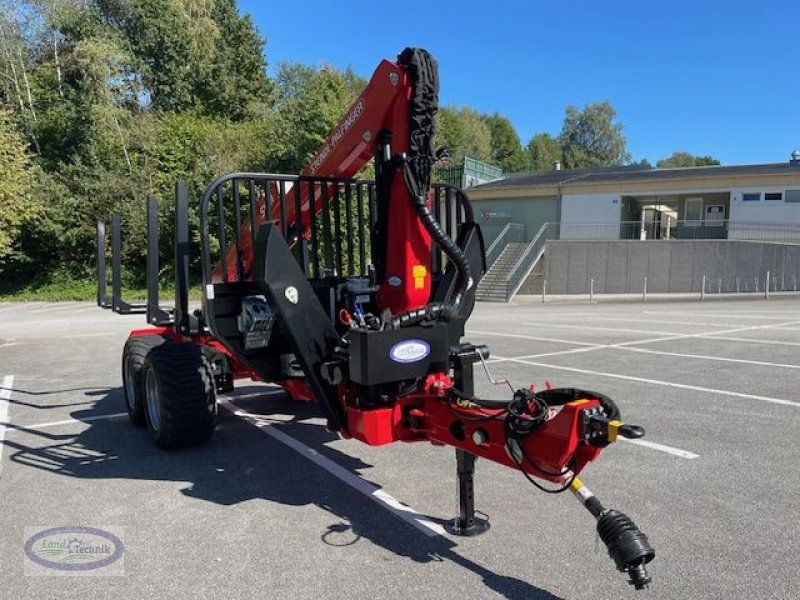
[346,406,401,446]
[341,379,603,481]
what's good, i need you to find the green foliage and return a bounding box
[271,63,366,173]
[435,105,492,165]
[2,0,638,296]
[657,151,720,168]
[526,132,562,172]
[0,109,41,264]
[482,113,525,172]
[558,101,630,169]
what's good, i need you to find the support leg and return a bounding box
[445,448,489,536]
[445,347,489,536]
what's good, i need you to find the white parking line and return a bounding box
[642,311,795,321]
[62,332,120,339]
[473,319,800,366]
[608,345,800,370]
[219,398,446,538]
[523,322,683,337]
[705,335,800,348]
[491,355,800,408]
[527,315,741,329]
[23,412,127,430]
[619,437,699,459]
[0,375,13,473]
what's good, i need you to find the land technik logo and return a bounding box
[24,526,124,575]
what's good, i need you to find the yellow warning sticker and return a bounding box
[412,265,427,289]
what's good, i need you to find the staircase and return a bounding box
[475,242,528,301]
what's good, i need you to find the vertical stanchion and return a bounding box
[755,276,759,293]
[590,278,594,303]
[701,275,706,300]
[96,220,107,308]
[765,271,770,299]
[718,278,722,294]
[642,276,647,302]
[542,280,547,304]
[736,277,740,293]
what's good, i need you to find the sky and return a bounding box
[237,0,800,166]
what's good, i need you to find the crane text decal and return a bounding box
[308,99,365,174]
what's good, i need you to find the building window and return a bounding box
[742,193,761,202]
[785,190,800,203]
[764,192,783,201]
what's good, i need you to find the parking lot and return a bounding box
[1,296,799,599]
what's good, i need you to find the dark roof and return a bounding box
[474,162,800,190]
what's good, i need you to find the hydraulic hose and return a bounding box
[390,48,472,328]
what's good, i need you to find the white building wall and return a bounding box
[729,185,800,239]
[559,193,622,239]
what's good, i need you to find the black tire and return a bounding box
[141,343,217,449]
[122,335,168,427]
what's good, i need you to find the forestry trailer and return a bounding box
[97,48,655,590]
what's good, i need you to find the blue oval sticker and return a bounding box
[24,526,124,572]
[389,340,430,364]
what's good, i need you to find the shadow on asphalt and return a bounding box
[5,385,563,600]
[0,385,109,408]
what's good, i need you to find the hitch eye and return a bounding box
[583,413,646,446]
[617,423,645,439]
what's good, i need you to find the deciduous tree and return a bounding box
[526,132,562,171]
[656,151,720,168]
[558,101,630,169]
[482,112,525,172]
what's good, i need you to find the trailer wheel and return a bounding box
[122,335,167,427]
[141,343,217,449]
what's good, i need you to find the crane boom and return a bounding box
[216,57,431,313]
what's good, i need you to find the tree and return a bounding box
[526,132,562,171]
[0,109,40,265]
[202,0,272,120]
[558,101,630,169]
[435,105,492,165]
[657,151,720,168]
[482,112,525,172]
[271,62,366,173]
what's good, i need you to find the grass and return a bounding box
[0,276,202,302]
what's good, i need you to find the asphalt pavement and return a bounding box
[1,296,798,599]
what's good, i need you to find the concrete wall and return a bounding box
[471,195,559,246]
[540,240,800,294]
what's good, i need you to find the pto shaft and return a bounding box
[569,478,656,590]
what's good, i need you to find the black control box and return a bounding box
[348,322,450,385]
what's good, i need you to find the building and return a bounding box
[468,153,800,301]
[469,153,800,245]
[435,157,503,189]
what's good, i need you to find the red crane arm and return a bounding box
[215,57,431,313]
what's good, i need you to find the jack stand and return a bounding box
[445,448,490,536]
[445,345,490,536]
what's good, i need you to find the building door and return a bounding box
[685,197,703,225]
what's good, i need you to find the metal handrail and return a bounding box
[484,222,526,268]
[504,223,550,301]
[549,219,800,242]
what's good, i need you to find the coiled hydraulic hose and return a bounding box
[390,48,472,328]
